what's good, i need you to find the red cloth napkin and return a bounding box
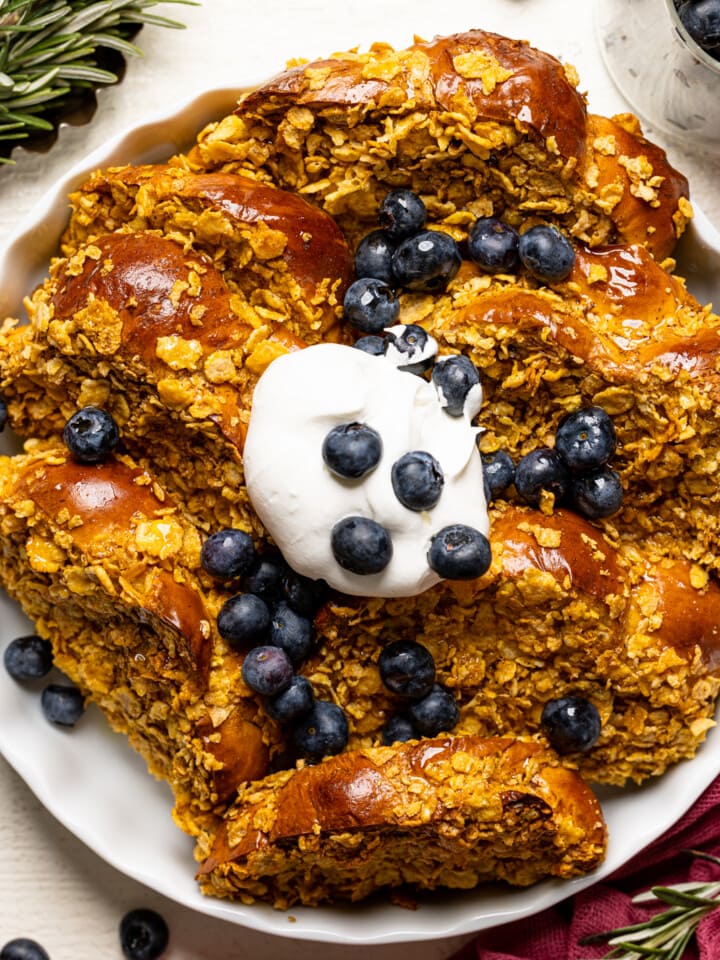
[453,775,720,960]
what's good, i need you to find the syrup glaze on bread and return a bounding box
[0,29,717,908]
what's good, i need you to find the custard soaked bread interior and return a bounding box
[0,29,718,908]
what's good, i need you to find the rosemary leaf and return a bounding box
[0,0,195,160]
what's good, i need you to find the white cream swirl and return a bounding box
[243,343,488,598]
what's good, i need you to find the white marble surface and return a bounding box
[0,1,718,957]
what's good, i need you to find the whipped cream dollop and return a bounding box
[243,342,489,598]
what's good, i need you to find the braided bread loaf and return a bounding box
[0,29,718,908]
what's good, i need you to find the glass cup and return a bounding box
[595,0,720,152]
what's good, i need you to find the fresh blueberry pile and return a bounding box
[485,406,624,521]
[540,696,602,754]
[378,639,460,743]
[344,190,577,351]
[3,633,86,728]
[205,535,346,763]
[323,415,492,582]
[676,0,720,60]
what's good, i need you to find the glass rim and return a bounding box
[665,0,720,74]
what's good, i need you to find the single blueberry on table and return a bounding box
[241,645,293,697]
[0,396,7,433]
[282,570,329,618]
[200,528,256,581]
[381,714,418,746]
[243,551,288,603]
[572,467,624,520]
[0,939,50,960]
[292,699,349,762]
[555,406,617,473]
[481,449,515,501]
[3,635,53,681]
[408,684,460,737]
[322,421,383,480]
[353,334,385,356]
[518,224,575,283]
[427,524,492,580]
[63,406,119,464]
[383,324,437,375]
[119,907,169,960]
[378,189,427,239]
[343,276,400,334]
[266,674,315,723]
[217,593,271,648]
[41,683,85,726]
[431,354,482,417]
[541,696,602,754]
[331,516,393,575]
[391,229,462,292]
[391,450,444,512]
[678,0,720,55]
[378,639,436,699]
[269,601,315,665]
[514,448,570,507]
[468,217,520,273]
[354,229,396,284]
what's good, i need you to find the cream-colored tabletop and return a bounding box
[1,1,718,958]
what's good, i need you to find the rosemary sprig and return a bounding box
[0,0,196,160]
[580,851,720,960]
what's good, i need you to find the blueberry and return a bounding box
[343,277,400,334]
[241,645,293,697]
[378,189,427,239]
[200,528,256,581]
[481,449,515,501]
[266,674,315,723]
[354,229,396,284]
[0,940,50,960]
[323,421,383,482]
[555,406,617,473]
[572,467,624,519]
[3,635,53,680]
[63,406,119,464]
[678,0,720,54]
[427,525,492,580]
[383,324,437,375]
[282,570,329,617]
[243,552,288,603]
[468,217,520,273]
[217,593,270,648]
[431,355,482,417]
[269,601,314,664]
[331,516,393,575]
[378,639,435,699]
[541,696,601,753]
[514,448,570,507]
[119,907,169,960]
[41,683,85,726]
[0,396,7,433]
[407,684,459,736]
[392,230,462,292]
[381,714,418,745]
[353,334,385,356]
[518,225,575,283]
[292,699,349,762]
[391,450,444,511]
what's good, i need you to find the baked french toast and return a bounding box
[0,29,718,908]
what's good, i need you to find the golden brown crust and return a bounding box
[191,30,689,258]
[196,736,607,906]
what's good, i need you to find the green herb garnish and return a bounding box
[0,0,195,160]
[580,851,720,960]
